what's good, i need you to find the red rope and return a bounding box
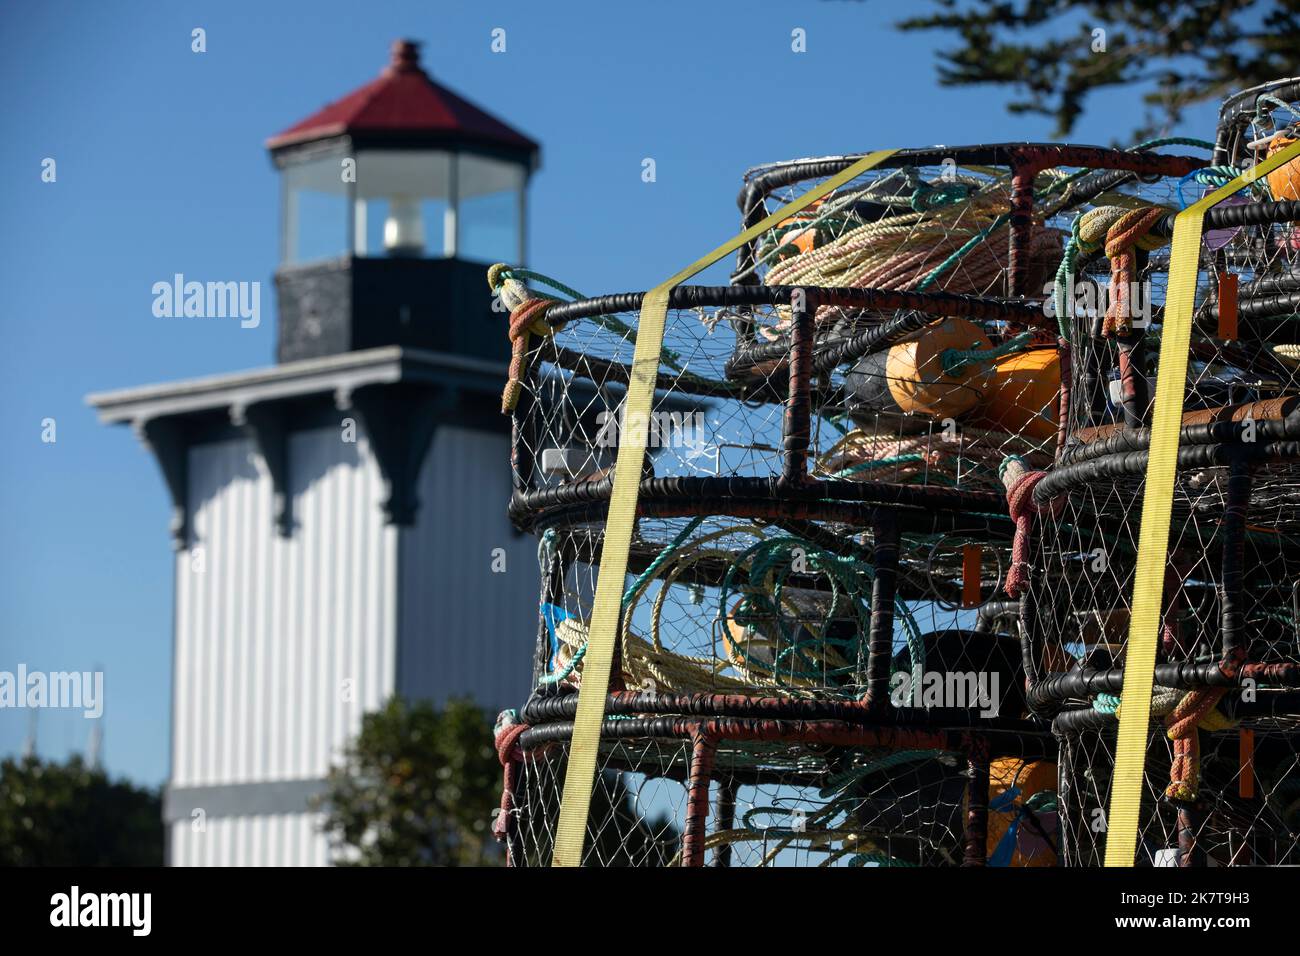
[1004,469,1058,598]
[493,716,529,848]
[1102,207,1165,338]
[1054,339,1071,459]
[502,297,557,413]
[1165,689,1224,802]
[1165,652,1244,802]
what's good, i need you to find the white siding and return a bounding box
[173,428,398,790]
[397,426,538,713]
[169,420,533,866]
[168,812,333,867]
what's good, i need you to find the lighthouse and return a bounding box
[87,40,541,866]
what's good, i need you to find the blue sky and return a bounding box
[0,0,1224,787]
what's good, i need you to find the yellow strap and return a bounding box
[1104,140,1300,867]
[551,149,900,866]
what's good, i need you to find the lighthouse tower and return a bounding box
[87,40,541,866]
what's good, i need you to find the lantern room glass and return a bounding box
[457,153,526,264]
[281,156,349,264]
[353,150,452,258]
[281,148,527,266]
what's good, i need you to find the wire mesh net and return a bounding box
[491,84,1300,867]
[1028,81,1300,866]
[511,735,995,867]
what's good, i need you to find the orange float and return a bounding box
[986,757,1058,867]
[1267,133,1300,201]
[847,317,993,421]
[972,347,1060,441]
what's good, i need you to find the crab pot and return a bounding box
[492,131,1300,866]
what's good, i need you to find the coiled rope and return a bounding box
[539,523,926,697]
[763,187,1058,298]
[819,425,1050,494]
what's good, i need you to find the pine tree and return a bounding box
[898,0,1300,138]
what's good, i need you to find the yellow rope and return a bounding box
[556,617,755,694]
[762,186,1059,297]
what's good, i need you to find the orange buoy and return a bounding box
[972,347,1060,441]
[986,757,1058,867]
[846,317,993,421]
[774,199,828,255]
[781,226,819,255]
[1267,134,1300,201]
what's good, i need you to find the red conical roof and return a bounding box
[267,39,538,159]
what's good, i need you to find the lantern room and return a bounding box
[267,39,539,362]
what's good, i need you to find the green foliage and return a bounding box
[319,695,681,867]
[897,0,1300,138]
[318,696,503,866]
[0,755,162,866]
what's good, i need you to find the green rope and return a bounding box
[766,136,1211,315]
[941,331,1032,377]
[1256,94,1300,126]
[914,212,1010,291]
[539,637,584,686]
[735,539,860,683]
[1194,165,1254,186]
[1039,136,1215,200]
[825,413,853,436]
[1052,214,1089,342]
[1128,136,1216,152]
[539,517,706,688]
[818,750,936,798]
[536,526,557,570]
[1185,165,1269,201]
[1049,136,1217,342]
[545,526,930,695]
[998,454,1026,481]
[496,268,641,351]
[832,454,926,479]
[921,137,1207,289]
[762,217,859,260]
[718,536,925,694]
[622,517,705,607]
[911,180,972,212]
[1093,693,1121,715]
[500,267,586,302]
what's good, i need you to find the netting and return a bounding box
[489,79,1300,867]
[1028,78,1300,867]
